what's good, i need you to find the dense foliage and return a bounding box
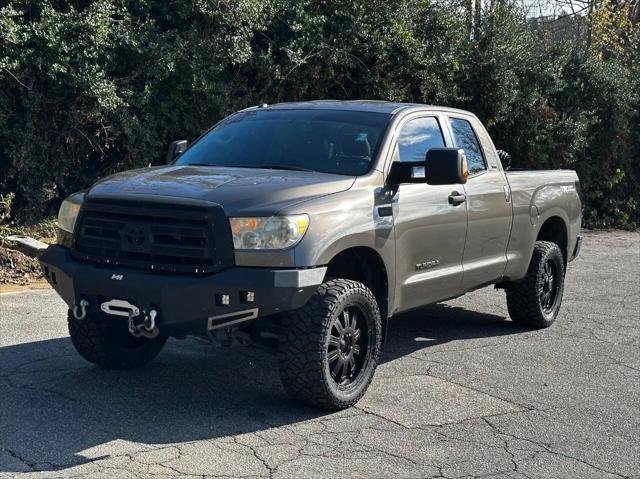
[1,0,638,228]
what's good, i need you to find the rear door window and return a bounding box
[448,118,486,174]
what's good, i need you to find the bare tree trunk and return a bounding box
[587,0,595,47]
[464,0,474,37]
[475,0,482,37]
[631,0,640,24]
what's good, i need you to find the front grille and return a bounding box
[72,199,234,274]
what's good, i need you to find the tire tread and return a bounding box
[505,241,565,328]
[278,279,381,410]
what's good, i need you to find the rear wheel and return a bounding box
[505,241,565,328]
[68,311,167,369]
[278,279,381,409]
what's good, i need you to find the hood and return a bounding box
[87,165,356,215]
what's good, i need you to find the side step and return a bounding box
[4,235,49,259]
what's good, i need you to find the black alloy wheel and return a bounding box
[327,306,369,386]
[539,259,559,314]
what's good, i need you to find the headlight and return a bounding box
[229,215,309,250]
[57,192,84,233]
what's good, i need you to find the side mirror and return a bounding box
[425,148,469,185]
[166,140,188,164]
[496,149,511,170]
[387,161,428,185]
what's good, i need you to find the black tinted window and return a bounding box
[449,118,486,174]
[397,117,445,162]
[175,110,390,176]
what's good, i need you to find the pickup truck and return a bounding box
[38,101,582,409]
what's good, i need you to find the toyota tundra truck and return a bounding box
[36,101,582,409]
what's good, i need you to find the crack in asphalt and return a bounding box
[423,371,535,412]
[231,437,275,478]
[481,417,632,479]
[599,353,640,374]
[0,353,76,373]
[353,405,412,430]
[0,447,37,471]
[1,373,78,403]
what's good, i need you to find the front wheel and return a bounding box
[505,241,565,328]
[278,279,382,410]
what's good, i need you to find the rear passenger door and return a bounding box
[445,115,512,289]
[390,114,468,313]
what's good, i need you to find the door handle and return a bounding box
[503,184,511,203]
[448,192,466,206]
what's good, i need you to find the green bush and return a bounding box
[463,6,639,228]
[0,192,15,242]
[0,0,638,228]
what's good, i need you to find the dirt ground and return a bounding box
[0,219,55,287]
[0,247,43,286]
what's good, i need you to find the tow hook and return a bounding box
[72,299,89,321]
[128,309,159,339]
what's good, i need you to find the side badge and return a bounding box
[416,259,440,271]
[111,274,124,281]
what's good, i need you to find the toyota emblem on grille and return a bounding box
[125,227,146,246]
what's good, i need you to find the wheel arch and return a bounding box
[536,214,569,264]
[323,246,391,346]
[324,246,389,318]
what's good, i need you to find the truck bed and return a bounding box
[503,169,582,280]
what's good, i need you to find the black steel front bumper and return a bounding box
[40,245,326,335]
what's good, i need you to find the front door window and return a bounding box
[397,117,445,163]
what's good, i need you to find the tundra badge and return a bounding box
[416,259,440,271]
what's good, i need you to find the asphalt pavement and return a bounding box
[0,231,638,479]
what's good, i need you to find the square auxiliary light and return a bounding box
[216,294,230,306]
[241,291,255,304]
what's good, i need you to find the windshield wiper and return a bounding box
[183,163,314,172]
[258,164,314,172]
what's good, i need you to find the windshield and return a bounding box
[175,109,391,176]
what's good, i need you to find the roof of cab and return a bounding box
[241,100,471,116]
